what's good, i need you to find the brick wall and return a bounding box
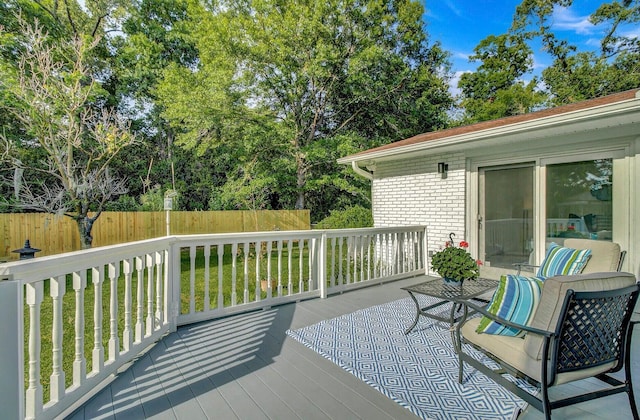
[372,153,467,274]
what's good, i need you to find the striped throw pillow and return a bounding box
[476,275,544,337]
[537,242,591,279]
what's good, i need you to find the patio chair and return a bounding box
[454,272,639,420]
[515,239,626,274]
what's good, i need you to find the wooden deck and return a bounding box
[67,276,639,420]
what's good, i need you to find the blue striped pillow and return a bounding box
[536,242,591,279]
[476,275,543,337]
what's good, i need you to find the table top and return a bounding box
[401,277,498,301]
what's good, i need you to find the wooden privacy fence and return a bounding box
[0,210,310,260]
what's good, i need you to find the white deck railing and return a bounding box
[0,226,426,420]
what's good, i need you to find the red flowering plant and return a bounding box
[430,233,481,282]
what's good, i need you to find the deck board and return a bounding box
[67,276,639,420]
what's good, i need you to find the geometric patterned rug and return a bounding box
[287,296,535,420]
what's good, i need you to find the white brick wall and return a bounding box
[372,153,467,274]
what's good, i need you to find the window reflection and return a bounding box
[546,159,612,243]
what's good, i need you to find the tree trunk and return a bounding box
[75,214,97,249]
[295,150,306,209]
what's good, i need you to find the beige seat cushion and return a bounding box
[463,316,618,385]
[524,271,637,360]
[563,239,621,273]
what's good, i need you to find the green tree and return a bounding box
[106,0,201,208]
[458,34,547,122]
[510,0,640,105]
[157,0,453,219]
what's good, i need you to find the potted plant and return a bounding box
[430,233,481,284]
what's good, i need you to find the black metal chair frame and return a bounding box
[454,284,639,420]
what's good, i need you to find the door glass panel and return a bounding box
[480,166,534,269]
[546,159,613,244]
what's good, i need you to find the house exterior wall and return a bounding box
[369,138,640,279]
[372,153,467,272]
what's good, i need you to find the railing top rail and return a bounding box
[0,226,427,284]
[0,236,173,282]
[323,226,426,238]
[171,226,426,243]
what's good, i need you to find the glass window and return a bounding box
[546,159,613,242]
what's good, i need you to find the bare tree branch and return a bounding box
[0,17,137,248]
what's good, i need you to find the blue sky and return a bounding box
[422,1,639,93]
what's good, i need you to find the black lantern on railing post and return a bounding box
[12,239,41,260]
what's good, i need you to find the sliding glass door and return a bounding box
[478,165,534,269]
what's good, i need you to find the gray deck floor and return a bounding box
[67,276,639,420]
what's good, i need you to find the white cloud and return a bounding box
[445,0,464,19]
[620,26,640,40]
[454,51,471,60]
[449,70,471,97]
[551,6,596,35]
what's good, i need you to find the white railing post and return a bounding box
[108,262,120,360]
[154,251,163,330]
[169,244,181,332]
[123,259,133,351]
[423,227,429,274]
[318,233,327,298]
[25,281,44,420]
[92,267,105,374]
[0,278,24,420]
[50,275,66,403]
[73,271,87,387]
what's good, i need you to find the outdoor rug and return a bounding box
[286,296,536,420]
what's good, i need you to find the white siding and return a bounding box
[372,153,467,274]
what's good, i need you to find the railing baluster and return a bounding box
[408,232,413,272]
[204,245,211,312]
[396,232,402,274]
[338,237,343,285]
[73,271,87,387]
[189,246,196,314]
[255,242,261,301]
[135,257,145,342]
[277,240,283,296]
[108,263,120,360]
[419,230,425,270]
[50,276,65,403]
[330,237,336,287]
[287,240,293,294]
[393,233,397,274]
[146,255,154,336]
[154,252,163,329]
[25,281,44,420]
[266,241,272,298]
[231,242,238,305]
[365,235,371,281]
[346,236,352,284]
[359,235,365,282]
[372,234,378,278]
[92,266,105,373]
[307,239,318,291]
[298,239,304,292]
[243,242,250,303]
[352,236,358,283]
[217,245,224,308]
[123,259,133,352]
[385,233,391,277]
